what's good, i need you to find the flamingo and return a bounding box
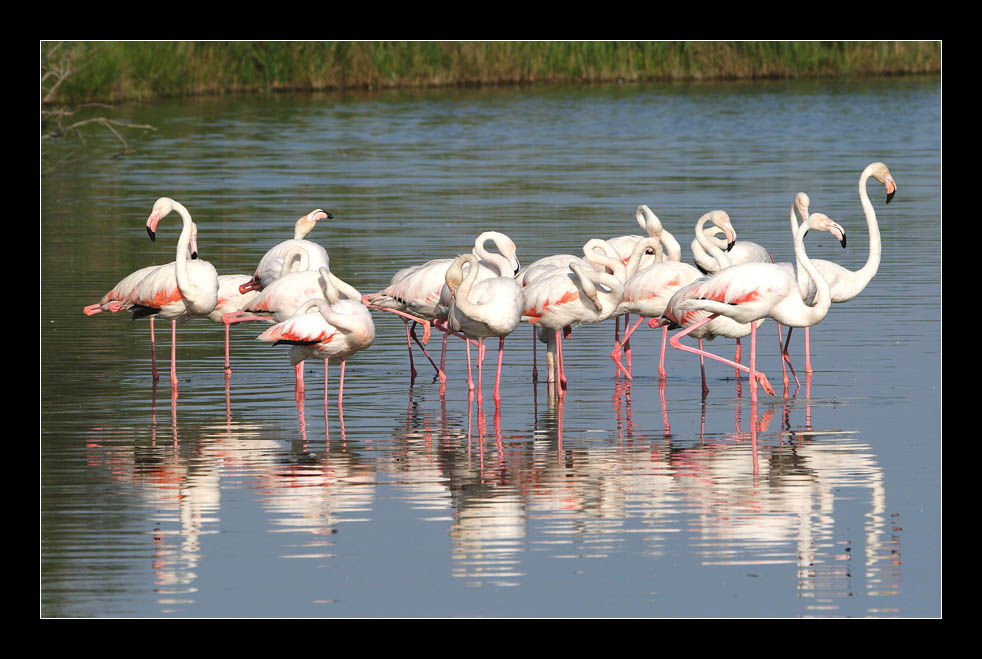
[128,198,219,389]
[257,267,375,407]
[522,259,625,398]
[789,162,896,373]
[239,209,332,293]
[663,211,847,403]
[367,231,521,382]
[610,254,703,380]
[231,248,330,324]
[690,210,772,275]
[444,252,524,405]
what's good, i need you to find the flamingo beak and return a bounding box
[724,225,737,252]
[830,222,847,248]
[884,175,897,204]
[145,210,161,241]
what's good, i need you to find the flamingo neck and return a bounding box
[281,246,310,277]
[792,220,831,325]
[854,166,882,286]
[172,201,198,303]
[694,213,731,270]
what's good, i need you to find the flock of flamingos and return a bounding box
[83,161,896,409]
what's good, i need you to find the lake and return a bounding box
[41,76,941,618]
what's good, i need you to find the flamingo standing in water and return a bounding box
[663,211,847,403]
[443,252,524,405]
[129,198,219,390]
[83,225,200,381]
[258,266,375,407]
[788,162,896,373]
[367,231,521,382]
[522,255,626,398]
[239,209,332,293]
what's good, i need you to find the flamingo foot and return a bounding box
[83,304,103,316]
[610,345,632,380]
[238,278,261,294]
[756,372,776,397]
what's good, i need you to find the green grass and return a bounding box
[42,41,941,105]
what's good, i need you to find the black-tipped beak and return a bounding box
[886,189,895,204]
[325,211,334,219]
[191,251,199,259]
[839,235,847,248]
[146,227,156,241]
[726,240,736,252]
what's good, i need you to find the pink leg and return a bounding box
[224,317,232,376]
[748,322,759,403]
[734,338,742,379]
[477,339,486,405]
[295,362,305,399]
[366,304,431,345]
[624,313,633,376]
[170,320,178,389]
[532,326,539,383]
[658,323,668,379]
[611,316,646,379]
[781,327,800,391]
[668,315,775,397]
[556,329,567,398]
[409,322,442,376]
[338,360,346,411]
[494,337,505,405]
[699,338,708,397]
[324,359,330,407]
[804,326,813,374]
[465,339,474,392]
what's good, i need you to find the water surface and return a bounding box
[41,77,941,618]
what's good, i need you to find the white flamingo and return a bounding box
[367,231,520,382]
[444,252,524,405]
[83,225,200,381]
[258,267,375,407]
[239,209,332,293]
[788,162,896,373]
[663,211,847,403]
[129,198,219,389]
[522,258,625,398]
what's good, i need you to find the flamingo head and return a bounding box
[868,162,897,204]
[145,197,176,242]
[809,212,847,248]
[190,222,199,259]
[294,209,332,240]
[794,192,810,220]
[709,210,737,251]
[636,205,664,238]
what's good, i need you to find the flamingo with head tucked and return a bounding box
[663,211,847,403]
[788,162,896,373]
[239,209,333,293]
[443,252,524,404]
[258,266,374,406]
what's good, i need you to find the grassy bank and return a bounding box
[41,41,941,104]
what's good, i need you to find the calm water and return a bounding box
[41,77,941,618]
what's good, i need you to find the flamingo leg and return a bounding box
[657,322,668,379]
[556,329,568,398]
[338,360,346,411]
[611,316,646,380]
[366,305,431,345]
[781,326,801,391]
[804,326,813,374]
[748,322,759,403]
[149,317,159,382]
[324,359,330,407]
[224,317,232,376]
[295,362,305,399]
[403,320,418,380]
[465,339,474,393]
[624,312,633,376]
[170,320,178,389]
[532,326,539,383]
[668,315,776,397]
[734,337,742,379]
[409,321,442,376]
[494,337,505,405]
[477,339,486,405]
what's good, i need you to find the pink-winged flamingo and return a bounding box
[257,267,375,407]
[367,231,521,382]
[788,162,896,373]
[239,209,332,293]
[444,252,524,405]
[521,258,626,398]
[663,211,847,403]
[83,225,200,381]
[130,198,219,390]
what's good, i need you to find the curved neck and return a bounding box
[172,201,196,298]
[473,232,517,276]
[624,237,663,281]
[575,266,624,313]
[281,246,310,277]
[792,220,831,324]
[854,165,882,284]
[694,212,731,269]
